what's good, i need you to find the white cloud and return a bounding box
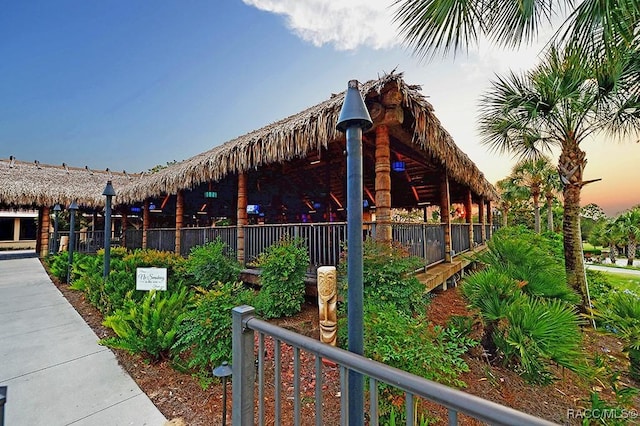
[242,0,401,50]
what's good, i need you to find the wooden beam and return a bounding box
[440,174,452,263]
[142,199,149,249]
[375,124,392,242]
[39,206,50,258]
[175,191,183,255]
[237,173,248,264]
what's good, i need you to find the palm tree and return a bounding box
[511,157,556,233]
[393,0,640,60]
[541,166,562,232]
[478,45,639,312]
[614,207,640,266]
[495,176,528,227]
[589,219,622,264]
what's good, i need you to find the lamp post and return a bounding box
[336,79,372,426]
[67,200,78,284]
[52,204,61,254]
[102,181,116,279]
[212,361,232,426]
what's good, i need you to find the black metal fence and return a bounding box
[232,306,557,426]
[48,221,492,269]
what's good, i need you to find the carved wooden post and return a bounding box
[39,206,50,258]
[142,199,149,249]
[237,172,248,265]
[479,197,486,243]
[440,174,452,263]
[465,189,473,247]
[374,124,392,243]
[317,266,338,347]
[120,209,128,248]
[175,190,184,255]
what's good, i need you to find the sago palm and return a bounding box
[478,45,639,313]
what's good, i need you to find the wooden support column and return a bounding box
[39,206,51,258]
[237,173,248,264]
[142,199,149,249]
[121,210,128,248]
[175,190,184,255]
[487,201,493,238]
[479,197,486,243]
[465,189,473,247]
[374,124,392,243]
[13,218,21,242]
[440,174,452,263]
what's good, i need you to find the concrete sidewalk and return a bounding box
[0,256,166,426]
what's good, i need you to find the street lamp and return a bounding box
[102,181,116,279]
[212,361,233,426]
[52,204,61,254]
[67,200,78,284]
[336,79,372,426]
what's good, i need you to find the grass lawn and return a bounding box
[602,271,640,293]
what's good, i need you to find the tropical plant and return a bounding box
[101,287,192,362]
[393,0,640,61]
[254,237,310,318]
[541,164,562,232]
[338,239,428,314]
[184,239,241,289]
[394,0,640,314]
[593,291,640,381]
[511,157,556,233]
[589,219,623,264]
[614,207,640,266]
[173,283,255,381]
[478,45,639,312]
[495,177,528,227]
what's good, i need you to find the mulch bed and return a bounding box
[50,268,639,425]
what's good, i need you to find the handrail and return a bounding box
[232,306,557,426]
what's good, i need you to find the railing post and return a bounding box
[232,305,255,426]
[0,386,6,426]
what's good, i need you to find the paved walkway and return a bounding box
[586,263,640,277]
[0,254,166,426]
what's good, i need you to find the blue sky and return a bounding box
[1,1,637,214]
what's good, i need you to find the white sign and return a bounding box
[136,267,167,291]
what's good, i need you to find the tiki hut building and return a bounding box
[1,72,499,286]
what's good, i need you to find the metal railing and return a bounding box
[232,306,558,426]
[473,224,484,246]
[451,224,471,255]
[243,222,347,269]
[180,226,237,256]
[390,223,446,266]
[48,230,106,254]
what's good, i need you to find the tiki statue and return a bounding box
[317,266,338,346]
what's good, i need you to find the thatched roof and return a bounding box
[1,72,498,210]
[0,157,139,209]
[118,72,499,204]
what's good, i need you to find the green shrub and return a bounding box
[494,297,586,384]
[476,227,579,303]
[255,237,309,318]
[101,287,192,362]
[339,239,427,314]
[593,291,640,381]
[173,283,255,380]
[361,304,475,419]
[46,252,70,282]
[185,239,241,289]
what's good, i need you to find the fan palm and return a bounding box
[614,207,640,266]
[479,45,639,312]
[495,176,528,227]
[511,157,556,233]
[393,0,640,60]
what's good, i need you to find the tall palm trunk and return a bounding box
[502,207,509,227]
[627,238,637,266]
[546,195,554,232]
[559,141,589,313]
[609,243,617,263]
[532,191,541,233]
